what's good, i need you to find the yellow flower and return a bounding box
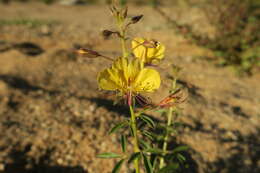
[132,38,165,64]
[98,57,161,95]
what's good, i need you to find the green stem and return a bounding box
[129,105,140,173]
[159,107,173,169]
[119,25,127,57]
[159,77,177,169]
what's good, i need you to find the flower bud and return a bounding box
[157,89,187,108]
[75,48,101,58]
[102,30,114,39]
[131,15,143,24]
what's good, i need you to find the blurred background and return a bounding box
[0,0,259,173]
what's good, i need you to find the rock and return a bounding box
[89,104,96,112]
[39,25,52,36]
[57,158,64,164]
[0,163,4,171]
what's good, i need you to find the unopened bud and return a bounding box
[102,30,114,39]
[135,94,152,107]
[75,48,101,58]
[157,89,187,108]
[131,15,143,24]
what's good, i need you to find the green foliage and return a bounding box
[144,147,164,154]
[108,121,128,134]
[176,153,186,163]
[158,163,180,173]
[97,152,122,158]
[128,152,141,164]
[0,18,57,28]
[172,146,189,154]
[119,0,126,6]
[142,130,155,141]
[139,139,152,149]
[139,114,156,128]
[155,0,259,75]
[202,0,260,75]
[120,135,127,153]
[112,159,125,173]
[142,153,153,173]
[40,0,54,4]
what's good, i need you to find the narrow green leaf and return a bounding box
[97,152,121,159]
[139,139,151,149]
[177,153,186,162]
[158,163,179,173]
[109,121,128,135]
[171,122,182,128]
[127,152,141,164]
[151,156,158,170]
[145,148,164,154]
[172,145,189,154]
[142,153,153,173]
[120,135,127,153]
[112,159,125,173]
[155,109,167,113]
[142,130,154,141]
[166,126,177,134]
[140,114,155,128]
[155,134,165,141]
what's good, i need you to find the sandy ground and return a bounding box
[0,2,259,173]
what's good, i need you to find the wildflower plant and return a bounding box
[76,1,187,172]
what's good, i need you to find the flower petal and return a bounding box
[134,68,161,92]
[97,57,160,94]
[98,68,121,91]
[154,43,165,59]
[132,38,165,64]
[132,38,146,60]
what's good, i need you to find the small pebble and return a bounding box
[0,163,4,171]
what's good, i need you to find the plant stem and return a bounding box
[119,24,127,57]
[159,76,177,169]
[159,107,173,169]
[159,75,177,169]
[129,105,140,173]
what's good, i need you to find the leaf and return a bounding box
[128,152,141,164]
[172,145,189,154]
[158,163,180,173]
[166,126,177,134]
[120,135,127,153]
[140,114,155,128]
[109,121,128,135]
[129,124,134,136]
[155,135,165,141]
[97,152,121,159]
[171,122,183,128]
[145,148,164,154]
[142,153,153,173]
[142,130,154,141]
[177,153,186,162]
[139,139,151,149]
[155,109,167,113]
[151,155,158,170]
[112,159,125,173]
